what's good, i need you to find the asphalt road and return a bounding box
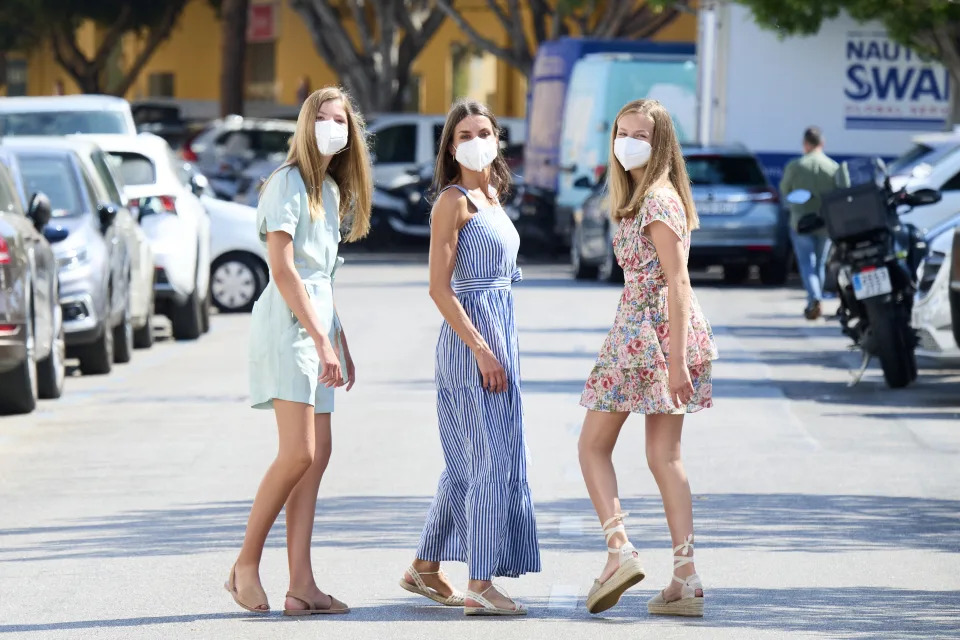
[1,258,959,640]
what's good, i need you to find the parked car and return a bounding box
[368,113,526,189]
[888,133,960,234]
[182,116,295,200]
[913,213,960,359]
[90,134,212,337]
[952,227,960,349]
[571,146,790,284]
[0,153,64,414]
[0,95,137,137]
[3,141,132,374]
[131,101,192,149]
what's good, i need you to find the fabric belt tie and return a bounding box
[452,268,522,293]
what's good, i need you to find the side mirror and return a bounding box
[190,172,209,197]
[27,192,52,231]
[97,203,118,230]
[786,189,812,205]
[574,176,593,189]
[903,188,941,206]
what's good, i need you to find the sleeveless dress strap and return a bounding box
[440,184,487,210]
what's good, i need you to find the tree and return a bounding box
[0,0,192,96]
[436,0,695,78]
[288,0,447,113]
[732,0,960,124]
[216,0,250,117]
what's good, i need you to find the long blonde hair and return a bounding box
[608,99,698,231]
[266,86,373,242]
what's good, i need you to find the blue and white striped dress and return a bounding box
[416,184,541,581]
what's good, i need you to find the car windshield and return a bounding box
[685,155,767,187]
[0,110,129,136]
[888,142,960,178]
[106,152,157,186]
[18,156,84,217]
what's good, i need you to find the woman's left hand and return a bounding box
[668,360,694,408]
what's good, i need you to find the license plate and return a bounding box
[852,267,892,300]
[696,201,739,215]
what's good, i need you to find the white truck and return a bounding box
[696,2,952,187]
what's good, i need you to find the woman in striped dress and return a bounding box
[399,99,540,616]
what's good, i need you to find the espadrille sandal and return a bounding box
[464,584,527,616]
[585,513,646,614]
[647,534,704,617]
[399,565,466,606]
[282,591,350,616]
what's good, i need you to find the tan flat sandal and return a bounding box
[647,534,704,617]
[223,564,270,614]
[586,513,646,614]
[399,565,466,606]
[282,591,351,616]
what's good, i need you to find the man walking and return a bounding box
[780,126,839,320]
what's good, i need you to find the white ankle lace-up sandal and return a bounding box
[585,512,646,614]
[647,534,704,617]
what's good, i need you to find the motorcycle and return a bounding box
[787,157,941,388]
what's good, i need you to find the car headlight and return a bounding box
[57,248,89,271]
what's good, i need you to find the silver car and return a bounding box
[0,153,65,413]
[4,143,133,375]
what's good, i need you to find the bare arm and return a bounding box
[649,221,694,407]
[427,190,507,393]
[265,230,342,386]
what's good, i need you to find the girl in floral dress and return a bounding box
[578,99,718,617]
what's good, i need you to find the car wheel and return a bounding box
[571,227,599,281]
[112,298,134,364]
[759,261,789,286]
[723,264,750,285]
[172,288,202,341]
[37,305,65,400]
[598,238,624,284]
[0,312,38,415]
[78,320,114,375]
[211,253,267,313]
[134,296,155,349]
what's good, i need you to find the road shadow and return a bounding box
[1,588,955,638]
[2,493,957,562]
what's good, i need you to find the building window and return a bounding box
[451,43,497,106]
[4,58,27,97]
[147,72,175,98]
[402,75,421,113]
[246,41,276,101]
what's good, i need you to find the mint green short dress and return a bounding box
[248,166,345,414]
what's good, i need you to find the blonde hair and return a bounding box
[266,86,373,242]
[608,99,699,232]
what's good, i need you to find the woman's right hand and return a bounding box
[315,337,343,388]
[473,345,507,393]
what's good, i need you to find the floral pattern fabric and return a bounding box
[580,187,719,415]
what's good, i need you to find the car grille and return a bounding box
[916,327,940,352]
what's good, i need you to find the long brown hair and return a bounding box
[608,99,698,231]
[432,98,512,201]
[266,86,373,242]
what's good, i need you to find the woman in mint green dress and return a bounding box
[224,87,373,616]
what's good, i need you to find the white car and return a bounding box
[913,212,960,360]
[0,95,137,136]
[88,134,212,340]
[889,132,960,234]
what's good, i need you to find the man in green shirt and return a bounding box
[779,127,839,320]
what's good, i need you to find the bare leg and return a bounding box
[645,414,700,601]
[233,400,316,608]
[284,412,334,611]
[578,409,632,583]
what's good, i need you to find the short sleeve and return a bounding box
[638,189,686,241]
[257,168,301,242]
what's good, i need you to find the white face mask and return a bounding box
[315,119,348,156]
[614,137,652,171]
[454,136,499,172]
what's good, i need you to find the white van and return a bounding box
[367,113,526,188]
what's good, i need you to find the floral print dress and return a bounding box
[580,186,719,415]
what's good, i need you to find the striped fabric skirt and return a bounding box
[416,288,541,580]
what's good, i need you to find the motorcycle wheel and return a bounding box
[868,300,916,389]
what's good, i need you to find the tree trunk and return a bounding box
[220,0,249,117]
